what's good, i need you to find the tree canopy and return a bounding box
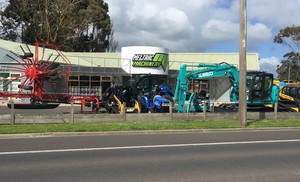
[274,25,300,81]
[0,0,114,52]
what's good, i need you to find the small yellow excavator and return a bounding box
[278,84,300,112]
[101,86,141,114]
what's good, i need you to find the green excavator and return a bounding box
[173,62,279,112]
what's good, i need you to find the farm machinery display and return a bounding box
[0,42,173,113]
[100,75,173,113]
[173,62,280,112]
[4,43,292,114]
[0,42,101,111]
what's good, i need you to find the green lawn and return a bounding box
[0,119,299,134]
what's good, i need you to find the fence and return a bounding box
[1,103,299,125]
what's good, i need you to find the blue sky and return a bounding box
[105,0,300,77]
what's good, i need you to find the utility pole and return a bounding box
[239,0,247,126]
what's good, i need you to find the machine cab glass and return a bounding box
[246,72,273,102]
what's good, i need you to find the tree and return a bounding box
[0,0,113,52]
[0,0,19,41]
[276,52,300,82]
[274,25,300,81]
[107,22,118,52]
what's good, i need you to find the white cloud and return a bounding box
[127,5,195,40]
[106,0,197,51]
[105,0,300,60]
[259,57,281,78]
[104,0,300,76]
[201,21,272,42]
[248,0,300,28]
[201,19,238,41]
[248,23,272,41]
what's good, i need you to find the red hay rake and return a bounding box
[0,42,100,111]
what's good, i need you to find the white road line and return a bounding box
[1,139,300,155]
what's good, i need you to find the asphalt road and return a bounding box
[0,129,300,182]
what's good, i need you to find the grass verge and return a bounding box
[0,119,299,134]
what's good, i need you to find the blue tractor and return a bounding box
[138,83,174,113]
[134,75,174,113]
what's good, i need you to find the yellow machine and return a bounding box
[101,86,141,114]
[278,85,300,112]
[113,95,141,114]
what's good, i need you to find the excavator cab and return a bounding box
[278,85,300,112]
[281,86,300,99]
[246,72,274,103]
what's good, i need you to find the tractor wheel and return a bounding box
[103,96,119,114]
[92,100,100,112]
[148,108,155,113]
[138,97,148,113]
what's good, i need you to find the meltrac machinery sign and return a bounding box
[121,46,169,75]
